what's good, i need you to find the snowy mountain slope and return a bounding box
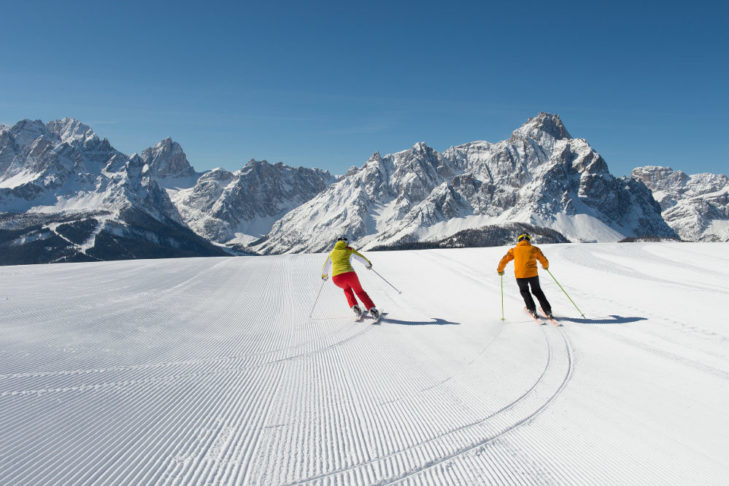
[632,165,729,241]
[168,160,336,246]
[0,118,337,264]
[133,135,336,247]
[253,113,675,254]
[1,242,728,484]
[0,119,226,264]
[368,222,570,250]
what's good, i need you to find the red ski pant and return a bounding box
[332,271,375,310]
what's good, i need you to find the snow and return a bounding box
[707,219,729,241]
[549,212,625,242]
[1,242,728,484]
[0,170,40,189]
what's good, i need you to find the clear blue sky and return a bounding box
[1,0,727,176]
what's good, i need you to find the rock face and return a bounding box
[140,137,197,182]
[10,113,722,265]
[632,166,729,241]
[168,160,336,246]
[369,223,570,251]
[0,119,225,264]
[253,113,676,254]
[0,118,336,264]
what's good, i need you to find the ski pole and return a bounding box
[546,269,585,318]
[500,273,505,320]
[308,278,326,318]
[371,268,402,294]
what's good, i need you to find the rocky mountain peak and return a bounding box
[242,159,276,172]
[512,112,571,142]
[412,141,430,152]
[140,138,195,179]
[631,165,729,241]
[8,119,49,147]
[46,117,97,145]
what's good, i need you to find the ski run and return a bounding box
[1,242,728,485]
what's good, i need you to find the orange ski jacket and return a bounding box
[497,240,549,279]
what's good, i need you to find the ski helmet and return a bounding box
[517,233,531,242]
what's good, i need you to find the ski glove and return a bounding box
[366,263,372,270]
[498,271,504,276]
[321,274,328,281]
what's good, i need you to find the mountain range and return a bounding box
[1,114,726,265]
[631,166,729,241]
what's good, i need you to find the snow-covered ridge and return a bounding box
[168,159,336,246]
[253,113,676,254]
[0,119,226,263]
[1,114,726,264]
[0,117,337,263]
[632,165,729,241]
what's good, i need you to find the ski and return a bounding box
[367,310,386,324]
[524,308,546,325]
[540,308,562,327]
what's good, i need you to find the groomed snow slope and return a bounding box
[1,243,728,485]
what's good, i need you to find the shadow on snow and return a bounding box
[381,317,460,326]
[560,314,647,325]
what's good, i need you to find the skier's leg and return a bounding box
[332,273,358,308]
[529,276,552,314]
[516,278,536,312]
[348,272,375,310]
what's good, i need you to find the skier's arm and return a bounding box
[536,249,549,270]
[497,250,514,274]
[351,249,372,269]
[321,254,332,279]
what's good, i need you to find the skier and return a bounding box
[321,236,381,320]
[497,233,553,319]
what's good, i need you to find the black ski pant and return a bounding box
[516,276,551,314]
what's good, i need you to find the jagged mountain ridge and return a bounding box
[135,136,336,246]
[632,166,729,241]
[0,119,222,264]
[253,113,676,254]
[0,118,337,264]
[5,113,724,265]
[167,160,336,246]
[140,137,198,182]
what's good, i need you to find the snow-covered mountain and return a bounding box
[11,113,727,265]
[140,137,198,184]
[0,118,336,264]
[632,166,729,241]
[253,113,676,254]
[0,119,225,264]
[167,160,336,247]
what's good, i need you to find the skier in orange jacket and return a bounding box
[322,236,380,320]
[497,233,553,319]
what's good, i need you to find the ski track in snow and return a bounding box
[1,243,729,485]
